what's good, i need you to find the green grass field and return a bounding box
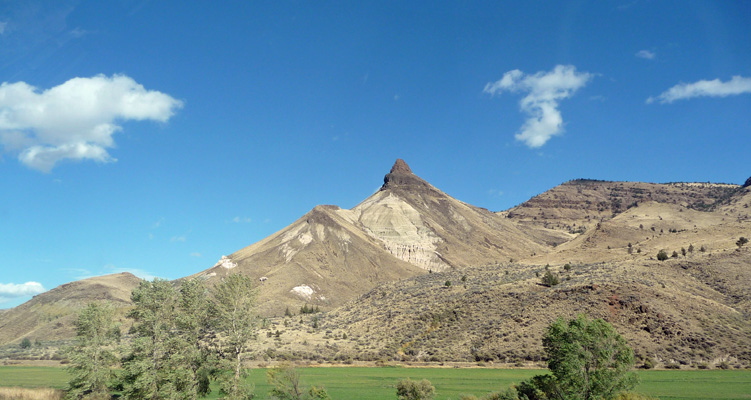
[0,366,749,400]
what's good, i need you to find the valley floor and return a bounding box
[1,366,750,400]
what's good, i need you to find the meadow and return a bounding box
[0,366,750,400]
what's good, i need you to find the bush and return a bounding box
[20,338,31,349]
[541,271,559,287]
[396,378,435,400]
[656,250,668,261]
[642,357,654,369]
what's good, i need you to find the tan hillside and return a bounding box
[190,159,548,316]
[251,249,751,368]
[0,273,141,346]
[503,179,739,247]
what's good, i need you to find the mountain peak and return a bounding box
[390,159,412,174]
[744,176,751,188]
[382,159,431,191]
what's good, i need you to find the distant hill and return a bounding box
[0,273,141,346]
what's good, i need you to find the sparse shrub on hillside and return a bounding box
[641,357,654,369]
[699,245,706,252]
[681,247,686,257]
[564,263,571,271]
[657,250,668,261]
[688,244,694,253]
[19,338,31,349]
[445,281,452,287]
[541,271,559,287]
[396,378,435,400]
[300,304,319,314]
[671,251,679,258]
[736,237,748,249]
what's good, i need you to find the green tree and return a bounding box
[213,273,258,400]
[121,279,181,400]
[656,250,668,261]
[174,279,213,399]
[737,237,748,249]
[267,364,330,400]
[519,315,638,400]
[396,378,435,400]
[541,271,560,287]
[65,303,119,400]
[20,337,31,349]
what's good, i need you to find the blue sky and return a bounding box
[1,0,750,308]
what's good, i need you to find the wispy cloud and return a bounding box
[190,252,202,258]
[648,76,751,104]
[635,50,656,60]
[0,74,183,172]
[484,65,593,148]
[0,282,46,303]
[231,216,252,224]
[170,235,187,243]
[0,21,7,35]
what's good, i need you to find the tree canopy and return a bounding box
[519,315,638,400]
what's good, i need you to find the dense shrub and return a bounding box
[396,378,435,400]
[541,271,559,287]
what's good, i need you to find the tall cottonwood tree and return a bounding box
[65,302,119,400]
[121,278,215,400]
[518,315,638,400]
[121,279,181,400]
[173,279,213,399]
[212,273,258,400]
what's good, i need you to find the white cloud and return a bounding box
[190,252,202,258]
[0,74,183,172]
[484,65,593,148]
[231,216,252,223]
[170,235,186,242]
[0,21,7,35]
[647,76,751,104]
[0,282,46,303]
[636,50,656,60]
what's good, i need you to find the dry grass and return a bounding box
[0,387,64,400]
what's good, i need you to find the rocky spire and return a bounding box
[390,159,413,174]
[381,159,431,191]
